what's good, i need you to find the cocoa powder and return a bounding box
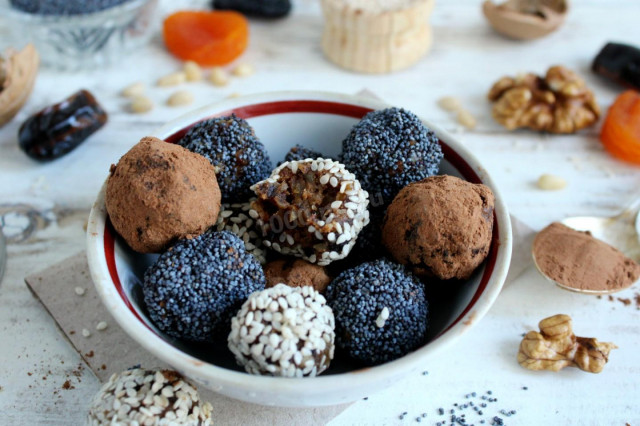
[533,222,640,292]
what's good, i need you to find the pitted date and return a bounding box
[18,89,107,161]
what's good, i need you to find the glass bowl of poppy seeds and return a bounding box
[87,91,512,407]
[0,0,158,70]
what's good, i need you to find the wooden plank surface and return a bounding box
[0,0,639,424]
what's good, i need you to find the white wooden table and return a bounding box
[1,0,639,424]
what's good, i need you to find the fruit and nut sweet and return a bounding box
[105,107,496,375]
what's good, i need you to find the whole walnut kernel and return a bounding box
[488,66,600,133]
[517,314,617,373]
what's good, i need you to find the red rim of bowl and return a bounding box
[103,99,499,343]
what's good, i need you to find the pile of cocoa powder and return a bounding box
[533,222,640,292]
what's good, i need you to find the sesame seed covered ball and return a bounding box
[283,144,326,163]
[325,259,429,366]
[143,231,266,342]
[86,368,212,425]
[250,158,370,266]
[214,198,267,264]
[178,114,272,202]
[341,107,443,206]
[228,284,335,377]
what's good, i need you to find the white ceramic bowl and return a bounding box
[87,91,512,407]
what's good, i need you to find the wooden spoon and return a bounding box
[483,0,568,40]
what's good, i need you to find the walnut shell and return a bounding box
[0,44,39,128]
[488,65,600,134]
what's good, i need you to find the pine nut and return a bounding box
[457,110,477,129]
[232,63,254,77]
[167,90,194,107]
[157,71,186,87]
[121,82,145,98]
[183,61,202,82]
[130,95,153,114]
[537,174,567,190]
[209,67,229,86]
[438,96,462,112]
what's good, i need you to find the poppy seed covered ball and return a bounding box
[341,107,443,206]
[143,231,266,342]
[178,114,272,202]
[325,259,429,366]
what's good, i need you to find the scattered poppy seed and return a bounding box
[522,386,528,390]
[415,417,421,422]
[487,391,493,395]
[438,408,444,415]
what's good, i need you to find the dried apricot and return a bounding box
[163,11,249,66]
[600,90,640,164]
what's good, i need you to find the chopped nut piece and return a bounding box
[167,90,194,107]
[209,67,229,86]
[438,96,462,112]
[457,110,477,129]
[517,314,617,373]
[232,63,254,77]
[536,173,567,190]
[183,60,203,82]
[120,82,145,98]
[488,66,600,134]
[157,71,187,87]
[130,95,153,114]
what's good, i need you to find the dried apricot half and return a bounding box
[600,90,640,165]
[163,11,249,66]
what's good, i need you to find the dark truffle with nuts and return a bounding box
[178,114,272,202]
[143,230,266,342]
[325,259,429,366]
[250,158,370,266]
[86,368,212,425]
[341,107,443,206]
[228,284,335,377]
[382,175,495,281]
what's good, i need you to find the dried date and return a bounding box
[18,89,107,161]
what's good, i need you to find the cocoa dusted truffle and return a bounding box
[341,107,443,206]
[228,284,335,377]
[143,231,266,342]
[86,368,212,425]
[105,136,221,253]
[177,114,272,202]
[250,158,370,266]
[325,259,429,366]
[264,258,331,293]
[382,175,495,281]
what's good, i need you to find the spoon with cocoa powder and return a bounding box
[532,198,640,294]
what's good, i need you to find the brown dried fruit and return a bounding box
[488,66,600,133]
[517,314,617,373]
[0,44,39,128]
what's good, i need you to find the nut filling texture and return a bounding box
[326,259,429,366]
[251,158,370,266]
[143,231,266,342]
[228,284,335,377]
[178,114,272,202]
[86,368,213,425]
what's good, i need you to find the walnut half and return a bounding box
[517,314,617,373]
[488,66,600,134]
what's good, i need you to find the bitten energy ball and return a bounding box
[143,231,266,342]
[214,198,266,264]
[250,158,370,266]
[325,259,429,366]
[86,368,212,425]
[178,114,272,202]
[105,136,221,253]
[382,175,495,281]
[264,258,331,293]
[341,107,443,206]
[228,284,335,377]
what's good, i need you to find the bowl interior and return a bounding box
[103,99,501,375]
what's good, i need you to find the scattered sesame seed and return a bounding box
[82,329,91,337]
[74,287,86,296]
[96,321,108,331]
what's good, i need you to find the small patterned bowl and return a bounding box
[87,91,512,407]
[0,0,157,70]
